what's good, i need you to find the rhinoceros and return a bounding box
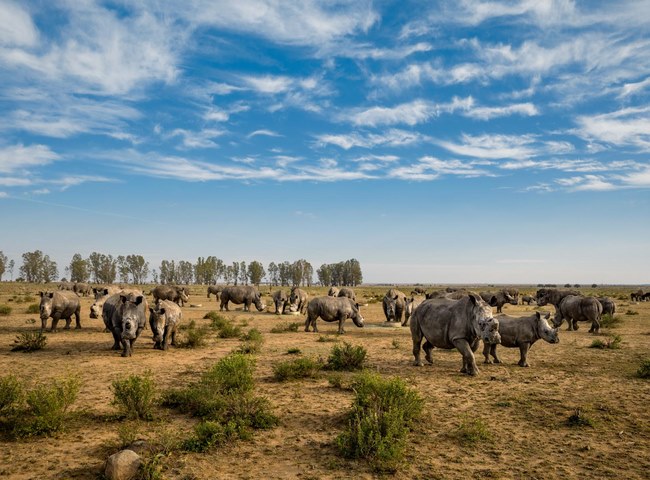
[409,293,501,376]
[382,288,407,323]
[148,299,182,350]
[39,291,81,331]
[503,287,520,304]
[90,287,122,319]
[597,297,616,316]
[402,296,416,326]
[480,290,517,313]
[93,286,120,300]
[482,312,559,367]
[521,294,536,305]
[102,291,147,357]
[206,285,222,301]
[337,287,356,301]
[151,285,189,306]
[305,296,364,334]
[272,290,288,315]
[58,281,74,291]
[220,285,265,312]
[410,287,427,296]
[643,292,650,301]
[536,289,601,333]
[328,286,339,297]
[630,289,644,301]
[72,282,91,297]
[289,287,309,314]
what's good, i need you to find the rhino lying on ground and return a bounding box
[337,287,356,301]
[152,285,189,306]
[536,289,602,333]
[402,296,416,326]
[289,287,309,314]
[483,312,559,367]
[480,290,517,313]
[207,285,222,300]
[382,288,407,323]
[597,297,616,316]
[272,290,288,315]
[149,299,182,350]
[328,287,339,297]
[409,293,500,376]
[39,291,81,331]
[103,291,147,357]
[220,286,265,312]
[305,296,364,334]
[521,294,536,305]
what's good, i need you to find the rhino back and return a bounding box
[52,291,80,317]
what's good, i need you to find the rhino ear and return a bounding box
[39,291,45,297]
[120,295,128,304]
[135,296,144,305]
[48,292,54,299]
[393,295,399,300]
[535,311,541,320]
[159,308,165,315]
[544,312,551,319]
[468,294,479,306]
[489,296,498,306]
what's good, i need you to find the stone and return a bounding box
[104,449,141,480]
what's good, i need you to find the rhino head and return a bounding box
[385,295,399,321]
[89,300,103,319]
[120,294,144,340]
[470,294,501,344]
[536,312,559,343]
[254,294,266,312]
[352,303,364,328]
[149,300,166,345]
[402,297,416,326]
[39,291,55,328]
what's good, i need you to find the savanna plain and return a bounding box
[0,283,649,480]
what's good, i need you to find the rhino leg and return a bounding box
[454,339,479,376]
[163,325,172,350]
[50,313,62,332]
[63,316,72,329]
[110,329,122,350]
[411,327,424,367]
[482,342,492,364]
[423,341,434,364]
[74,308,81,329]
[518,343,530,367]
[121,339,131,357]
[337,315,346,335]
[171,329,177,346]
[490,344,501,363]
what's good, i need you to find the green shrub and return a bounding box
[205,311,228,330]
[177,320,210,348]
[15,376,81,437]
[286,347,301,355]
[600,314,623,329]
[336,372,423,472]
[204,353,255,395]
[326,342,367,371]
[0,305,12,316]
[455,417,492,445]
[11,331,47,352]
[273,358,322,381]
[25,304,40,314]
[589,335,622,350]
[270,322,301,333]
[636,359,650,379]
[317,335,338,342]
[217,322,242,339]
[237,329,264,354]
[23,295,35,303]
[138,453,165,480]
[566,408,594,427]
[111,372,157,420]
[0,375,23,416]
[327,373,346,389]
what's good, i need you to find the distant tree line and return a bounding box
[0,250,363,287]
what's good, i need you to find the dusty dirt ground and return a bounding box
[0,283,649,480]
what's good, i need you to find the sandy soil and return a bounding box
[0,284,648,480]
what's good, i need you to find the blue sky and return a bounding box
[0,0,649,284]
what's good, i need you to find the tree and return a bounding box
[247,261,265,286]
[177,260,193,285]
[239,261,248,285]
[224,265,234,284]
[20,250,58,283]
[267,262,279,286]
[88,252,117,284]
[69,254,89,283]
[317,264,332,286]
[159,260,176,284]
[0,251,7,281]
[126,255,149,284]
[7,259,14,280]
[231,262,240,285]
[152,269,159,284]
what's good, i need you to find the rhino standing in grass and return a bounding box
[536,289,602,333]
[337,287,356,301]
[402,296,416,327]
[305,296,364,334]
[482,312,559,367]
[289,287,309,314]
[272,290,288,315]
[521,294,536,305]
[409,293,501,376]
[220,285,265,312]
[411,287,427,296]
[73,282,91,296]
[90,287,122,319]
[597,297,616,316]
[206,285,222,301]
[480,290,518,314]
[382,288,407,323]
[58,281,74,291]
[328,286,339,297]
[503,287,520,304]
[149,299,182,350]
[39,291,81,331]
[630,290,644,301]
[103,291,147,357]
[151,285,189,307]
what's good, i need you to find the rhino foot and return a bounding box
[484,359,492,364]
[518,362,529,367]
[493,358,502,364]
[111,344,121,351]
[413,361,424,367]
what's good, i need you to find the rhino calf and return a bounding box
[289,287,309,314]
[483,312,559,367]
[382,288,407,323]
[39,291,81,331]
[411,287,427,296]
[103,291,147,357]
[149,299,182,350]
[305,296,364,334]
[402,297,416,326]
[207,285,222,301]
[480,290,517,314]
[272,290,288,315]
[521,294,536,305]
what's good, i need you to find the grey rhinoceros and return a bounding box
[536,289,602,333]
[207,285,222,300]
[337,287,356,301]
[409,293,501,376]
[289,287,309,314]
[305,296,364,334]
[271,290,288,315]
[482,312,559,367]
[402,296,416,327]
[39,290,81,331]
[151,285,189,306]
[73,282,91,297]
[220,286,265,312]
[480,290,517,314]
[102,291,148,357]
[90,287,121,319]
[521,294,536,305]
[410,287,427,296]
[148,299,182,350]
[327,286,339,297]
[382,288,407,323]
[597,297,616,316]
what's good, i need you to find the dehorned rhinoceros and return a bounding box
[90,287,121,319]
[220,286,265,312]
[536,289,602,333]
[402,296,416,327]
[151,285,189,306]
[148,299,182,350]
[271,290,288,315]
[39,291,81,331]
[305,296,364,334]
[382,288,407,323]
[482,312,559,367]
[102,291,148,357]
[289,287,309,314]
[206,285,222,301]
[73,282,91,297]
[327,286,339,297]
[480,290,517,314]
[337,287,356,301]
[521,294,536,305]
[409,293,501,376]
[597,297,616,316]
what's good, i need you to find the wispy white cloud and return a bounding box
[320,41,432,60]
[437,134,538,160]
[247,129,282,138]
[619,77,650,98]
[463,102,538,120]
[575,107,650,150]
[316,129,427,149]
[0,144,59,174]
[391,156,492,180]
[0,0,38,47]
[169,128,226,149]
